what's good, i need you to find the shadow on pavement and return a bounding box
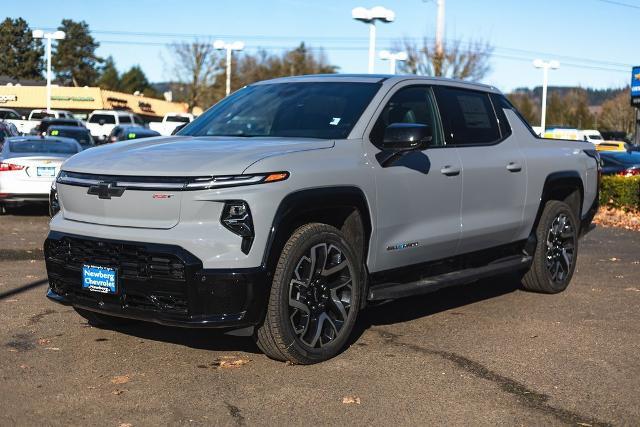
[1,204,49,217]
[0,278,49,300]
[103,274,522,356]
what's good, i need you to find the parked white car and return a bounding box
[0,136,81,211]
[0,108,75,134]
[579,129,604,144]
[149,113,194,135]
[86,110,145,142]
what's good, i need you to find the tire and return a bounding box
[522,200,579,294]
[74,307,137,328]
[255,223,362,364]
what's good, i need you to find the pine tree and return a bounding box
[96,56,120,90]
[52,19,101,86]
[0,17,44,80]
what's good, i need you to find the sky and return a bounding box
[3,0,637,92]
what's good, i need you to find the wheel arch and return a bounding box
[260,186,373,275]
[529,171,585,241]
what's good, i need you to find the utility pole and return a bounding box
[32,29,66,112]
[435,0,445,56]
[533,59,560,135]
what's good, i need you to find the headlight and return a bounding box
[221,201,254,254]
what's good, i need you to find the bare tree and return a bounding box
[396,37,492,81]
[599,90,636,134]
[169,41,221,109]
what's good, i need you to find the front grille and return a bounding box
[45,236,186,281]
[45,234,202,317]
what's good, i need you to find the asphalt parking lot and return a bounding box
[1,208,638,426]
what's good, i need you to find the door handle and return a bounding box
[506,162,522,172]
[440,165,461,176]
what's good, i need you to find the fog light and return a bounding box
[221,201,254,254]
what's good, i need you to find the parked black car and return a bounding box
[46,126,95,150]
[31,118,84,136]
[0,121,20,150]
[106,125,160,143]
[599,150,640,176]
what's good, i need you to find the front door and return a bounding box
[365,84,463,273]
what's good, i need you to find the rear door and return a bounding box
[365,83,463,272]
[433,86,526,253]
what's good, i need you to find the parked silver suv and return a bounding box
[45,75,600,364]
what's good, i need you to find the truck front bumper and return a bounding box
[44,231,270,329]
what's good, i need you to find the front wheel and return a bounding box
[522,200,579,293]
[255,223,362,364]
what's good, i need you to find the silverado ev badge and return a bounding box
[87,182,125,199]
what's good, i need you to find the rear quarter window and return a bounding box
[433,86,501,145]
[118,115,132,124]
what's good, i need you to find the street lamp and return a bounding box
[379,50,407,74]
[533,59,560,135]
[32,29,65,113]
[214,40,244,96]
[352,6,395,74]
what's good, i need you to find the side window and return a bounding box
[433,86,501,145]
[492,94,539,137]
[489,93,512,139]
[370,86,443,148]
[133,116,144,125]
[119,115,132,124]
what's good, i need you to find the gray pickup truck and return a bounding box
[45,75,600,364]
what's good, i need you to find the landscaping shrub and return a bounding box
[599,175,640,211]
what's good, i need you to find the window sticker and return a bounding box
[329,117,341,126]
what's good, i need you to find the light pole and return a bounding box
[533,59,560,135]
[379,50,407,74]
[32,29,65,112]
[352,6,395,74]
[214,40,244,96]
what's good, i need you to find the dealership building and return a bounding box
[0,83,189,121]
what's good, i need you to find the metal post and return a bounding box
[46,36,52,112]
[540,65,549,134]
[225,47,232,96]
[436,0,445,56]
[368,22,376,74]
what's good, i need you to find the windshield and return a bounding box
[180,82,381,139]
[167,116,190,123]
[588,134,602,140]
[9,140,79,154]
[31,112,54,120]
[48,128,93,145]
[0,110,19,120]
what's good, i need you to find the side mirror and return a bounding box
[381,123,433,152]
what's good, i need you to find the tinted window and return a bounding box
[182,82,381,139]
[48,128,93,146]
[370,86,443,148]
[434,87,501,145]
[0,110,19,120]
[30,112,54,120]
[493,94,538,137]
[9,140,79,154]
[167,116,190,123]
[89,114,116,124]
[489,94,513,139]
[118,115,132,124]
[133,116,144,125]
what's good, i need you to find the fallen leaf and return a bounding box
[110,375,130,385]
[624,287,640,292]
[342,396,361,405]
[609,257,619,262]
[112,389,125,395]
[211,357,250,369]
[44,347,60,351]
[37,338,51,346]
[615,275,624,279]
[19,364,29,369]
[118,423,133,427]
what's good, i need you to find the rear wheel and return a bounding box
[74,307,137,328]
[255,223,362,364]
[522,200,578,293]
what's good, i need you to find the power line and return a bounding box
[595,0,640,9]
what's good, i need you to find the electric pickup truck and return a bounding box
[45,75,600,364]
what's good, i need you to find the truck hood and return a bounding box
[62,136,334,176]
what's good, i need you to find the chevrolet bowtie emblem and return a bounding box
[87,182,125,199]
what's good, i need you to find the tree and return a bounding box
[599,89,635,134]
[52,19,101,86]
[96,56,120,90]
[0,17,43,80]
[545,89,594,129]
[396,37,492,81]
[120,65,158,97]
[508,92,539,126]
[169,41,220,109]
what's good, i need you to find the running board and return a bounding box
[367,255,532,301]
